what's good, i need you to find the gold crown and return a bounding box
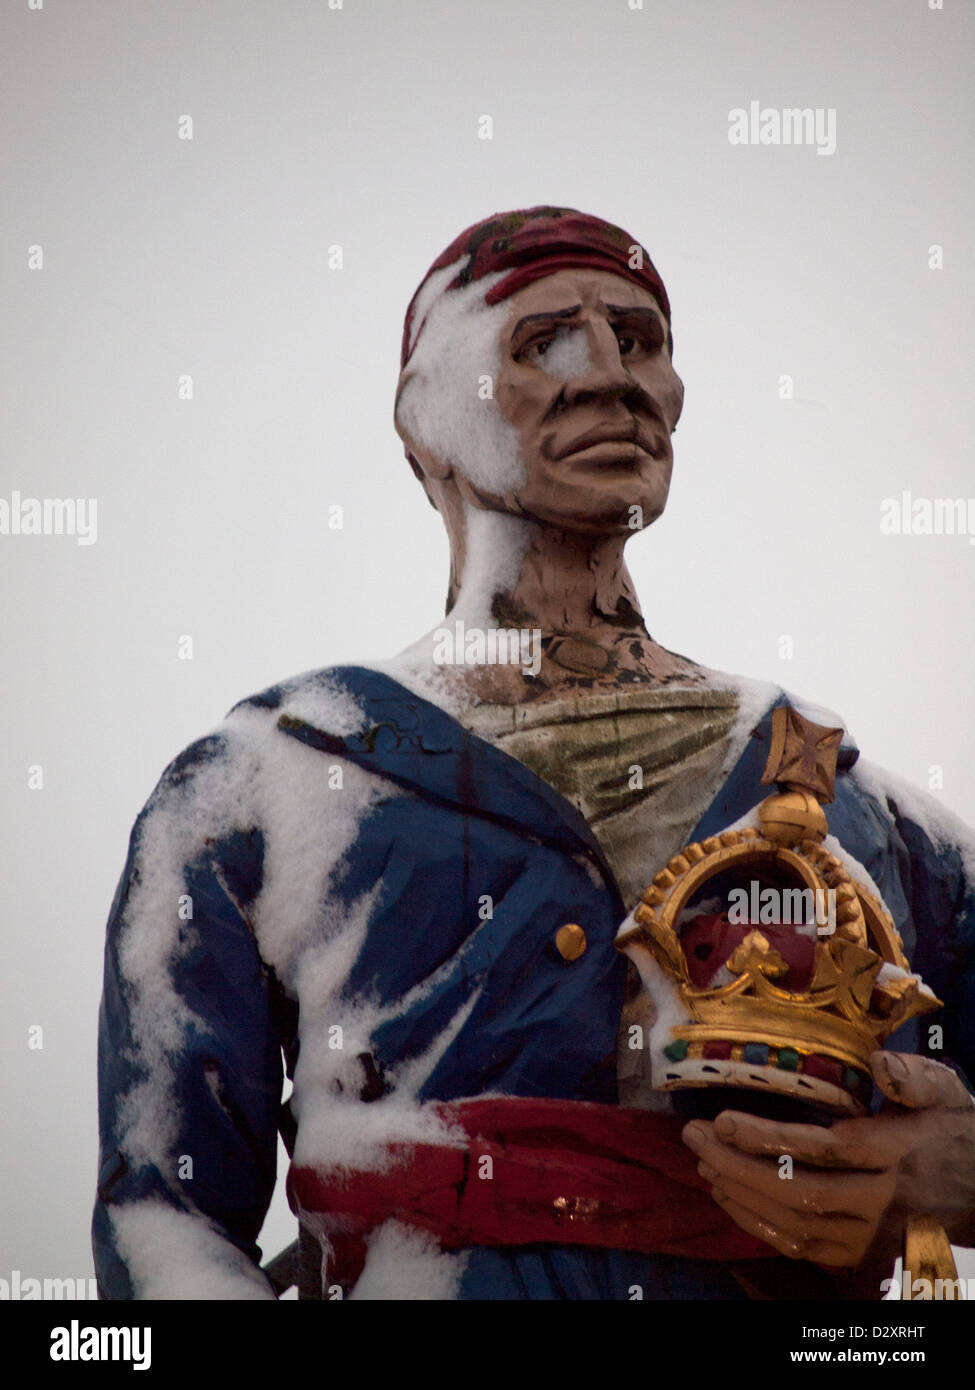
[616,708,941,1116]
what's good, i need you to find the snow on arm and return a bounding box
[96,670,373,1299]
[95,719,280,1298]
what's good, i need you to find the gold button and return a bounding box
[555,923,587,961]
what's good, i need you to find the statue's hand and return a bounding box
[681,1051,975,1269]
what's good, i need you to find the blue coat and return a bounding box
[93,665,975,1299]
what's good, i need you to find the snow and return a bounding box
[112,671,373,1170]
[616,910,692,1089]
[109,652,975,1296]
[110,1199,275,1300]
[266,670,370,739]
[395,261,525,496]
[288,924,478,1173]
[823,832,889,909]
[451,503,534,629]
[851,758,975,886]
[382,502,535,705]
[696,669,781,781]
[239,717,381,992]
[690,670,861,791]
[236,674,477,1173]
[876,960,937,1002]
[346,1220,468,1301]
[537,324,593,378]
[108,667,481,1296]
[113,727,264,1169]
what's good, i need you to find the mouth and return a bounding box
[554,418,662,462]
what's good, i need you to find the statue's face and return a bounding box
[492,267,683,533]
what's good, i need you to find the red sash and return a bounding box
[287,1096,771,1287]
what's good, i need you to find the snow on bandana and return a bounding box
[401,205,671,369]
[395,206,672,497]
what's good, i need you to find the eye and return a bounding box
[613,318,664,357]
[615,327,656,357]
[517,337,553,362]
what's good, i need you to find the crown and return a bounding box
[616,707,941,1116]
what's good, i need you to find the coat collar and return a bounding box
[266,664,858,908]
[273,665,619,886]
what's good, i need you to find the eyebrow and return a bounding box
[510,303,665,337]
[606,305,665,329]
[510,305,582,336]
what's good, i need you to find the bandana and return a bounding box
[400,205,671,370]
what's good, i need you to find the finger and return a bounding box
[696,1111,891,1170]
[694,1144,892,1221]
[704,1171,874,1249]
[708,1188,861,1267]
[871,1051,974,1112]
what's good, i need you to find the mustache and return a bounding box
[547,385,670,460]
[546,379,668,428]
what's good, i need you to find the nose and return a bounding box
[561,318,632,407]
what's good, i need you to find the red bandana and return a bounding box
[400,205,671,369]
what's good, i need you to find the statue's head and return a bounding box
[394,207,683,549]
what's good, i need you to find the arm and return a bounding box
[683,1050,975,1281]
[93,733,284,1299]
[682,766,975,1292]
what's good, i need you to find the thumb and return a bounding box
[871,1050,973,1111]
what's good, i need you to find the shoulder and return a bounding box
[686,664,863,767]
[848,757,975,873]
[224,663,372,735]
[132,666,377,843]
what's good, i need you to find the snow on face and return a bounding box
[534,323,593,379]
[396,262,525,496]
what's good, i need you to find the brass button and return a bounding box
[555,923,587,961]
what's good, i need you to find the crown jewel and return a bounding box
[616,707,941,1115]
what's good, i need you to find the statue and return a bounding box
[93,207,975,1301]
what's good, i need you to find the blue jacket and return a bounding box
[93,665,975,1299]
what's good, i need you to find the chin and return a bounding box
[526,491,668,535]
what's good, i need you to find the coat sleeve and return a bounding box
[92,732,284,1299]
[887,792,975,1092]
[841,761,975,1091]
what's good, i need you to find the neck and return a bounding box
[394,502,701,705]
[448,505,645,639]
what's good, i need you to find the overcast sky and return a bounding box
[2,0,973,1290]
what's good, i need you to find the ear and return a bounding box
[394,371,453,481]
[671,372,685,433]
[406,452,443,512]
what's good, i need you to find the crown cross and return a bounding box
[760,706,844,805]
